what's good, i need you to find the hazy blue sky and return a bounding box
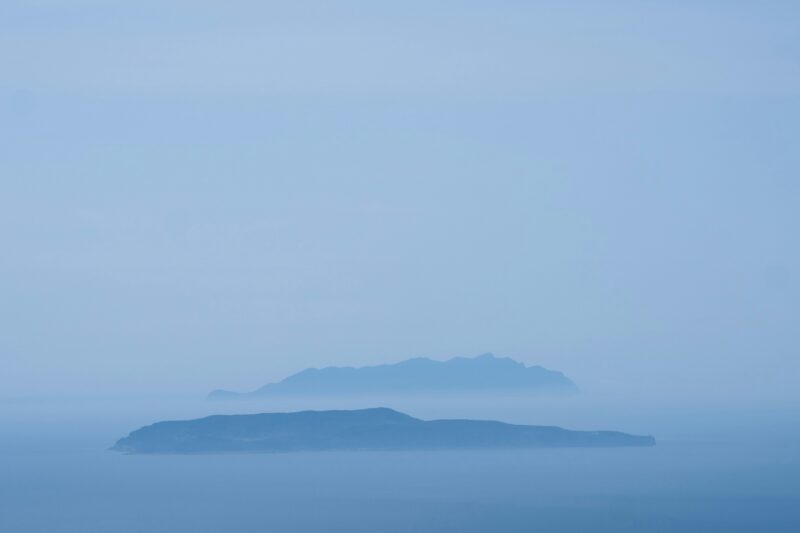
[1,1,798,401]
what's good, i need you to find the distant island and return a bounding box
[208,353,578,400]
[112,408,655,454]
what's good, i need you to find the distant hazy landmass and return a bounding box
[208,353,577,400]
[112,408,654,454]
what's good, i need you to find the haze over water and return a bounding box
[2,1,799,531]
[2,393,799,532]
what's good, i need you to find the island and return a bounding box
[208,353,578,400]
[111,407,655,454]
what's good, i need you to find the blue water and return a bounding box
[1,402,798,532]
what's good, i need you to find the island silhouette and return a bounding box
[209,353,578,400]
[112,408,654,454]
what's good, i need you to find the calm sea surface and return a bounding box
[1,400,798,532]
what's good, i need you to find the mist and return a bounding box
[1,1,799,532]
[2,1,799,406]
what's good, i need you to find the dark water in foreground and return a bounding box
[1,401,799,532]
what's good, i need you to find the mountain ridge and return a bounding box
[209,353,578,400]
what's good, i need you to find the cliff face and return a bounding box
[112,408,655,454]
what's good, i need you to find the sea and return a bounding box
[1,395,798,532]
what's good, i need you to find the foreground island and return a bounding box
[112,408,655,454]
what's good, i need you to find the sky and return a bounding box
[1,1,798,402]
